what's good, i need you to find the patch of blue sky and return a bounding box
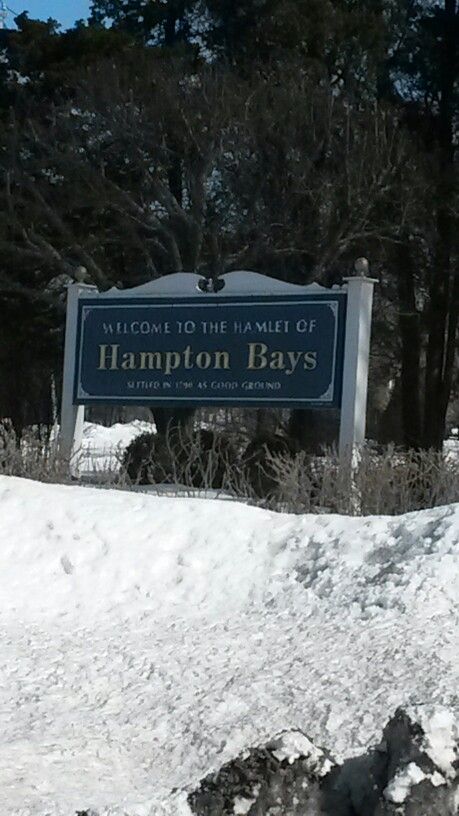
[5,0,90,29]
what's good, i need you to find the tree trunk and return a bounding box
[255,408,277,437]
[397,243,423,448]
[288,408,340,454]
[164,7,178,47]
[440,274,459,421]
[422,0,457,449]
[151,406,195,436]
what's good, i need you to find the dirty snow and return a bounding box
[271,731,333,775]
[0,475,458,815]
[384,762,428,803]
[410,706,459,779]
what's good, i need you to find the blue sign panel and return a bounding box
[74,294,346,407]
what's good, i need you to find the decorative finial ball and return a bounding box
[354,257,370,276]
[74,266,88,282]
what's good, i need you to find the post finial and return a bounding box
[74,266,89,283]
[354,257,370,276]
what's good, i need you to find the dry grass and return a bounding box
[120,428,459,515]
[0,420,71,484]
[263,445,459,515]
[1,420,458,516]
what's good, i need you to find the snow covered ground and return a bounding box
[445,430,459,461]
[78,420,155,474]
[0,475,458,814]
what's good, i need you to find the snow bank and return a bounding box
[0,475,458,815]
[79,420,155,473]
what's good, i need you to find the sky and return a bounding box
[6,0,91,29]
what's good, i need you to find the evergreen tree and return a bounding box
[89,0,196,46]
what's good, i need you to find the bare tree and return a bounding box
[0,51,418,443]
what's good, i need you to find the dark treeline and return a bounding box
[0,0,457,447]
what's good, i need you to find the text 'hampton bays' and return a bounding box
[97,344,318,376]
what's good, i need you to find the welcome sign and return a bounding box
[74,294,346,407]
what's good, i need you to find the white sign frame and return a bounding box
[60,270,376,464]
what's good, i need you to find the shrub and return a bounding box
[121,431,157,485]
[122,428,238,489]
[242,433,299,498]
